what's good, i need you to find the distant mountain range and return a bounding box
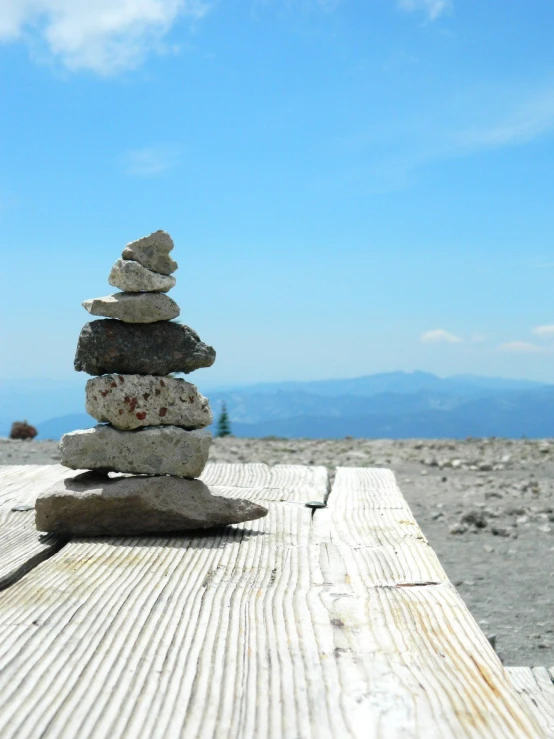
[1,371,553,440]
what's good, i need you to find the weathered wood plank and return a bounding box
[313,467,544,737]
[0,511,64,590]
[0,464,332,739]
[0,464,543,737]
[201,462,329,501]
[0,467,71,590]
[506,667,554,738]
[0,465,71,511]
[0,463,325,594]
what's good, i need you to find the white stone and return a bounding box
[60,426,212,478]
[122,230,177,275]
[82,292,180,323]
[86,375,212,431]
[108,260,176,293]
[35,472,268,535]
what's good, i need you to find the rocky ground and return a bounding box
[1,435,553,667]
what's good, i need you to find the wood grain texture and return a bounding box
[0,511,64,590]
[506,667,554,738]
[0,465,71,511]
[0,467,70,590]
[0,464,332,739]
[0,464,544,738]
[313,467,544,737]
[0,463,325,595]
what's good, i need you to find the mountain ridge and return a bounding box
[3,370,551,440]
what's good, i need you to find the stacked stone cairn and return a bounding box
[35,231,268,536]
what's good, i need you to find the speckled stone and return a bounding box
[86,374,212,431]
[122,230,177,276]
[108,259,176,293]
[60,425,212,478]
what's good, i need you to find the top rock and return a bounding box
[122,230,178,276]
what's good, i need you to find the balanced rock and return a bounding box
[60,425,212,478]
[74,320,216,376]
[86,374,212,431]
[82,292,180,323]
[35,472,268,536]
[109,259,176,293]
[122,230,177,276]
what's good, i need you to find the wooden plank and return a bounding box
[506,667,554,738]
[0,511,64,590]
[0,464,543,737]
[0,465,71,511]
[0,464,332,739]
[324,467,447,586]
[201,462,329,501]
[0,463,324,593]
[0,466,71,590]
[312,467,543,737]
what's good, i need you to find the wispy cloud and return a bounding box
[397,0,452,22]
[0,0,211,75]
[420,329,463,344]
[125,145,181,176]
[350,85,554,193]
[252,0,345,14]
[498,341,544,354]
[532,325,554,338]
[453,89,554,154]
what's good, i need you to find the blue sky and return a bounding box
[1,0,554,386]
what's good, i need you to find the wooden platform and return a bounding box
[0,463,551,738]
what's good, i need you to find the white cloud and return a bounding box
[0,0,210,75]
[125,144,181,176]
[532,325,554,338]
[498,341,544,354]
[420,329,463,344]
[397,0,452,21]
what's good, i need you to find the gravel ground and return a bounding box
[1,435,553,667]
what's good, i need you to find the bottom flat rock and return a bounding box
[35,472,269,535]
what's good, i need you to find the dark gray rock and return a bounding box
[35,471,268,535]
[74,320,216,376]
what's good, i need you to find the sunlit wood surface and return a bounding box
[0,463,547,738]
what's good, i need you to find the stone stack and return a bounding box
[35,231,267,535]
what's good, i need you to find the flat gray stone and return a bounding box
[109,259,176,293]
[82,292,180,323]
[60,426,212,478]
[122,230,177,275]
[74,320,216,376]
[86,374,212,431]
[35,472,268,535]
